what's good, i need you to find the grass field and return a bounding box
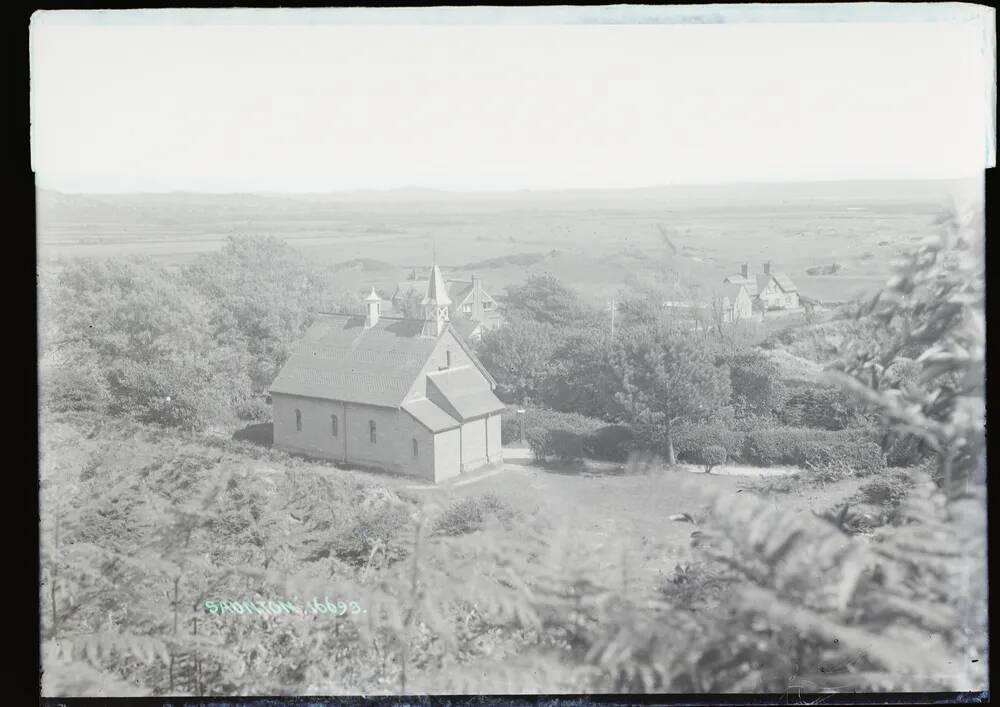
[36,179,971,307]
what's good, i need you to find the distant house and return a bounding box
[724,261,800,311]
[392,271,502,341]
[716,282,754,322]
[270,260,505,483]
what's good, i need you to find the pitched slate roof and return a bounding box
[402,398,460,432]
[772,271,798,292]
[269,314,439,407]
[393,278,476,305]
[449,281,474,304]
[716,282,748,302]
[450,316,482,340]
[427,366,506,421]
[724,275,758,297]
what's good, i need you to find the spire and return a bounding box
[421,250,450,337]
[421,263,452,306]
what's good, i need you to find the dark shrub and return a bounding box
[673,423,745,463]
[433,493,518,536]
[232,422,273,447]
[520,407,608,463]
[549,429,585,462]
[336,501,412,566]
[743,427,886,474]
[526,428,551,462]
[883,433,928,467]
[702,445,727,473]
[500,410,523,445]
[586,425,634,462]
[780,386,864,430]
[236,396,271,421]
[853,471,914,508]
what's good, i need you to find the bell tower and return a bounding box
[421,260,451,338]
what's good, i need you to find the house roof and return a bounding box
[772,271,798,292]
[716,282,747,301]
[449,281,474,304]
[427,365,506,421]
[269,314,441,407]
[394,277,479,306]
[402,398,460,432]
[726,267,798,298]
[724,275,759,297]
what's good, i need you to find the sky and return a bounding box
[29,7,996,193]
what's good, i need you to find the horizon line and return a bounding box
[36,174,982,197]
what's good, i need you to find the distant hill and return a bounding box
[35,177,977,221]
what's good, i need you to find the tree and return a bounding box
[702,445,726,473]
[541,328,623,420]
[182,236,355,396]
[504,274,600,328]
[719,350,786,418]
[613,323,732,464]
[41,257,245,429]
[831,198,985,496]
[476,316,561,404]
[394,288,425,319]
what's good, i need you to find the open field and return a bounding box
[37,178,974,306]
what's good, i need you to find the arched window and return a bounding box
[331,414,338,437]
[369,420,377,444]
[294,409,302,432]
[412,438,418,457]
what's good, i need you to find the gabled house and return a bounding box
[724,261,799,311]
[392,271,502,341]
[270,261,505,483]
[716,282,754,322]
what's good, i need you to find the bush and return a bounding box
[884,433,929,467]
[516,408,616,462]
[500,409,523,445]
[236,396,271,422]
[586,425,634,462]
[433,493,518,536]
[336,500,413,566]
[673,423,745,463]
[743,427,886,474]
[702,445,727,473]
[779,386,865,430]
[853,471,915,509]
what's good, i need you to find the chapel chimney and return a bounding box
[763,261,771,275]
[364,287,382,328]
[740,263,749,278]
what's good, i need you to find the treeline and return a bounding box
[477,273,908,466]
[39,237,364,429]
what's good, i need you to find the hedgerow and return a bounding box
[743,427,886,473]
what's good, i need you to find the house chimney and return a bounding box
[763,261,771,275]
[740,263,749,278]
[364,287,381,328]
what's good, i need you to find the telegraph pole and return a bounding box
[609,295,616,340]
